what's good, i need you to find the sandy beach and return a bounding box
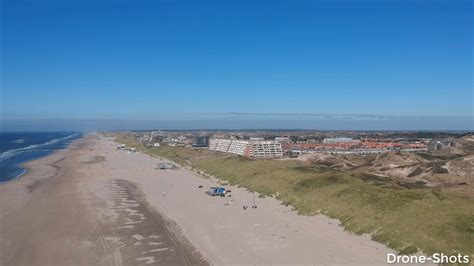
[0,135,206,266]
[1,133,399,265]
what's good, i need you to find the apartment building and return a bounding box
[209,138,283,158]
[247,141,283,158]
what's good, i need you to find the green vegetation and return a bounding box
[112,133,474,256]
[417,152,464,161]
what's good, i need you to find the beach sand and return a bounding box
[1,133,400,265]
[0,135,206,266]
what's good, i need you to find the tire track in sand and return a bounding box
[94,179,209,265]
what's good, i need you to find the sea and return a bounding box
[0,132,82,182]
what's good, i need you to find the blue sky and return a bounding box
[2,0,473,130]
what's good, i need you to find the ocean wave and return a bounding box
[0,133,79,162]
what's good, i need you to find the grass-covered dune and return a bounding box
[111,133,474,257]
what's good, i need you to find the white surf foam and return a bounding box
[0,133,79,162]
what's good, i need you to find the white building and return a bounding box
[274,137,291,142]
[248,141,283,158]
[322,137,360,144]
[209,138,283,158]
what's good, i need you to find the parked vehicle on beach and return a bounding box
[154,162,176,169]
[116,144,125,150]
[206,187,226,197]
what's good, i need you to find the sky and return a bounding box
[1,0,473,131]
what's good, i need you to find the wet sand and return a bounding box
[0,136,207,266]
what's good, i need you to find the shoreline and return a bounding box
[0,167,26,184]
[0,134,208,265]
[10,148,65,182]
[0,132,82,183]
[0,140,78,221]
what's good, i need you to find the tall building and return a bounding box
[192,136,209,147]
[209,138,283,158]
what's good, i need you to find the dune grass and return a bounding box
[111,133,474,256]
